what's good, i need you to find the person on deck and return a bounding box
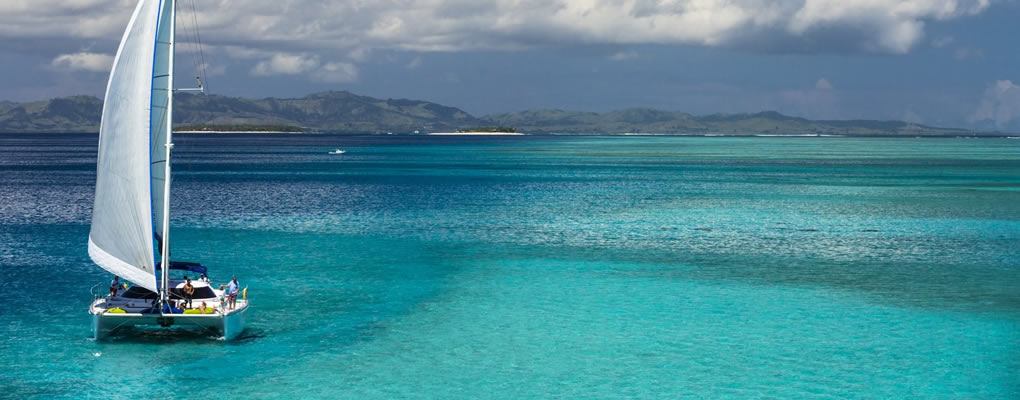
[109,276,120,297]
[183,278,195,309]
[199,274,209,283]
[198,301,208,313]
[226,276,239,310]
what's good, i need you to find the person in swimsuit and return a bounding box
[183,278,195,309]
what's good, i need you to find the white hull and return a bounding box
[223,303,247,340]
[91,299,248,340]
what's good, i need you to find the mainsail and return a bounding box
[151,0,174,260]
[89,0,175,292]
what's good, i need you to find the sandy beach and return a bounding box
[427,132,525,135]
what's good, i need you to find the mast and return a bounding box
[159,0,176,308]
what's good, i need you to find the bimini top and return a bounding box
[155,261,207,276]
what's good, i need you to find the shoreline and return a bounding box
[427,132,525,136]
[173,130,304,134]
[3,132,1016,138]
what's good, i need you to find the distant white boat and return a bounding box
[329,148,346,154]
[87,0,247,340]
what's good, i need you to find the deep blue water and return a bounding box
[1,134,1018,399]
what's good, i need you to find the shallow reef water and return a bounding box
[1,134,1017,399]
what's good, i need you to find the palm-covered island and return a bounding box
[429,126,522,135]
[456,126,517,133]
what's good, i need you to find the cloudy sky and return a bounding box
[2,0,1019,130]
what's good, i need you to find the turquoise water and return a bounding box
[1,134,1018,398]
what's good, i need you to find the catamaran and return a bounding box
[88,0,248,340]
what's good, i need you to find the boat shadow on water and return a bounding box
[95,326,266,344]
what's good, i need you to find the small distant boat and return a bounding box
[328,148,346,155]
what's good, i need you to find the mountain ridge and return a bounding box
[0,91,999,136]
[483,108,977,136]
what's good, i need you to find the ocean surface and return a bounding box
[1,134,1017,399]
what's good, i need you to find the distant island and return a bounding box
[457,126,517,133]
[0,91,1009,136]
[176,124,306,133]
[428,126,522,135]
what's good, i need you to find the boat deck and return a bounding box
[91,295,248,340]
[90,297,248,317]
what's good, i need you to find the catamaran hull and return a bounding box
[223,306,247,340]
[92,306,247,340]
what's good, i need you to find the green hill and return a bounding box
[0,96,103,133]
[174,91,481,133]
[0,91,482,134]
[0,91,990,136]
[484,109,975,136]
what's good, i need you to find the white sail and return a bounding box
[151,0,174,260]
[89,0,166,292]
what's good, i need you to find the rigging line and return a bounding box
[149,97,171,162]
[169,3,196,246]
[174,0,202,86]
[188,0,210,93]
[156,86,171,144]
[172,0,199,94]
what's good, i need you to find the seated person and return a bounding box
[108,276,120,297]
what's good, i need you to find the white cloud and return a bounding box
[609,51,638,61]
[250,53,358,83]
[251,53,319,76]
[349,47,372,62]
[223,45,273,60]
[313,62,358,83]
[971,80,1020,129]
[0,0,995,57]
[50,52,113,72]
[815,78,833,90]
[197,63,226,77]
